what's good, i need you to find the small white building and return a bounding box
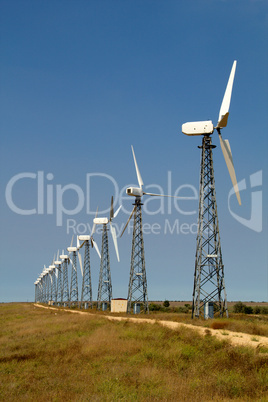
[111,298,128,313]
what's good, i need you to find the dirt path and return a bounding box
[33,304,268,349]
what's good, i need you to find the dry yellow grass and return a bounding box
[0,303,268,401]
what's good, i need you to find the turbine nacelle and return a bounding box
[126,187,143,197]
[60,254,68,259]
[182,120,214,136]
[94,217,109,225]
[78,235,90,241]
[67,246,77,252]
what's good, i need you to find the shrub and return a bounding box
[163,300,170,308]
[176,306,189,314]
[149,303,161,312]
[233,302,246,313]
[243,306,253,314]
[260,306,268,314]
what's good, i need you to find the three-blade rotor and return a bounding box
[122,145,182,236]
[182,60,241,205]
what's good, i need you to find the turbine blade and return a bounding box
[90,207,98,236]
[110,222,120,262]
[143,192,179,198]
[110,196,114,221]
[78,251,83,276]
[217,60,237,128]
[131,145,144,188]
[120,205,136,237]
[93,240,101,259]
[114,205,122,218]
[70,234,74,247]
[77,235,80,249]
[218,133,241,205]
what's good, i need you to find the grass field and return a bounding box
[0,303,268,401]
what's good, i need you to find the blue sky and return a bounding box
[0,0,267,303]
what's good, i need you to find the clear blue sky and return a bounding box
[1,0,267,303]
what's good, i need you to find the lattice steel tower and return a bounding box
[80,240,93,309]
[60,253,70,306]
[97,224,112,310]
[127,198,149,314]
[69,250,79,307]
[121,146,172,314]
[192,136,228,318]
[55,258,62,305]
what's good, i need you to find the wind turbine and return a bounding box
[94,196,121,311]
[67,236,79,307]
[35,270,45,303]
[54,251,63,306]
[34,280,39,303]
[60,250,70,307]
[182,60,241,319]
[48,257,57,305]
[121,145,176,314]
[43,266,51,304]
[77,214,100,309]
[38,267,47,303]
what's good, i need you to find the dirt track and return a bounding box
[34,304,268,349]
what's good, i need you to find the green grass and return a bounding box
[0,303,268,401]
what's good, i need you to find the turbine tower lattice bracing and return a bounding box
[50,269,57,304]
[127,198,149,314]
[56,266,62,305]
[97,224,112,310]
[80,241,93,309]
[69,252,79,307]
[62,260,70,306]
[46,274,50,304]
[192,135,228,318]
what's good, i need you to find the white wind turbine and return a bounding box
[94,196,121,310]
[181,60,241,318]
[121,145,177,314]
[77,211,101,309]
[60,250,70,307]
[67,236,80,307]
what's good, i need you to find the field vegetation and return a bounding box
[147,302,268,337]
[0,303,268,401]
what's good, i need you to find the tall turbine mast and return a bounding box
[95,197,121,311]
[60,251,70,307]
[182,60,241,318]
[55,251,63,306]
[77,212,101,309]
[121,146,176,314]
[67,236,79,307]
